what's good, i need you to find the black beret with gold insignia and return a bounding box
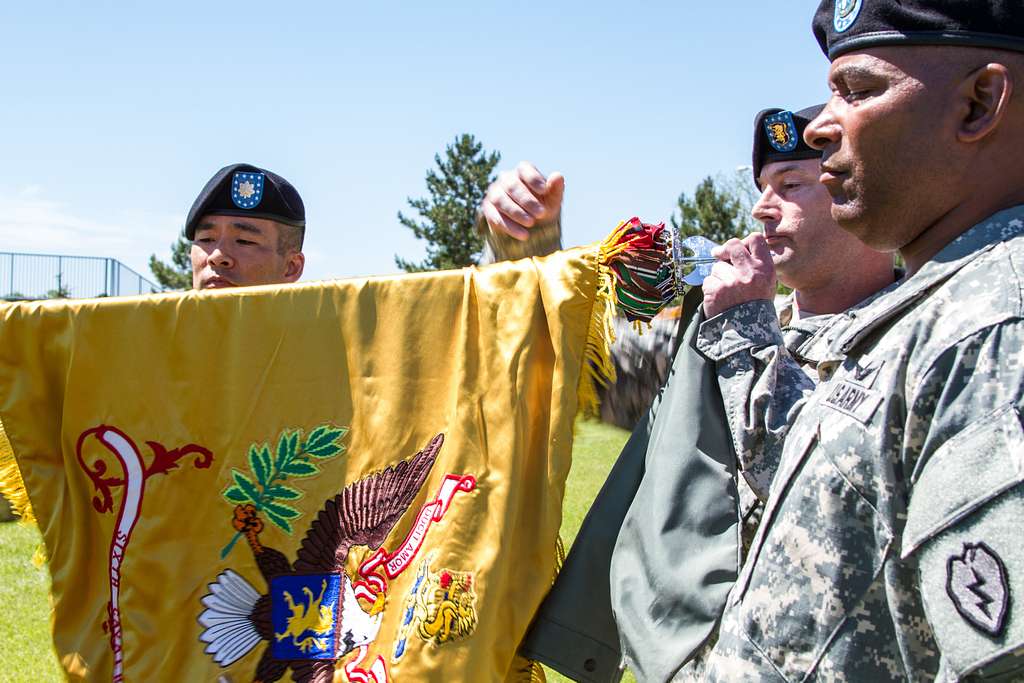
[185,163,305,240]
[813,0,1024,61]
[752,104,825,188]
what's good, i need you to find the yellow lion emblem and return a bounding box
[274,579,336,653]
[768,121,791,147]
[414,568,478,645]
[392,553,478,661]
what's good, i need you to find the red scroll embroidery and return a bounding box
[344,644,391,683]
[345,472,475,680]
[354,473,476,599]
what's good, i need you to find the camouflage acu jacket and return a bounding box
[680,301,836,683]
[696,207,1024,681]
[736,298,833,545]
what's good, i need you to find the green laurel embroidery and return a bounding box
[220,424,348,558]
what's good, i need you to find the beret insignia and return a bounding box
[833,0,863,33]
[231,171,265,210]
[764,111,799,153]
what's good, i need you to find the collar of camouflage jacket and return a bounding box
[785,317,836,369]
[813,205,1024,361]
[775,294,840,369]
[776,294,796,327]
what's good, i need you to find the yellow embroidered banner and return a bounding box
[0,246,610,682]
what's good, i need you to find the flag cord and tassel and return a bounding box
[577,217,677,417]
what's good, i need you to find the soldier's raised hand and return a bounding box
[481,162,565,241]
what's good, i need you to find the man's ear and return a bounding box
[284,252,305,282]
[957,62,1013,143]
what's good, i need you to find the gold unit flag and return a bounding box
[0,224,678,682]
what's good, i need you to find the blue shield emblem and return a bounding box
[834,0,863,33]
[764,111,799,153]
[231,171,265,210]
[393,557,431,662]
[271,573,341,660]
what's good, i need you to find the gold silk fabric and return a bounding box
[0,248,600,682]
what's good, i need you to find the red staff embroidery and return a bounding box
[76,425,213,682]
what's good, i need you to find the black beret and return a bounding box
[752,104,825,187]
[813,0,1024,61]
[185,163,305,240]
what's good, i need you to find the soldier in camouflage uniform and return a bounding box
[680,104,897,683]
[698,1,1024,680]
[479,115,895,679]
[737,104,896,553]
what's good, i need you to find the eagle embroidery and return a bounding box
[198,433,444,682]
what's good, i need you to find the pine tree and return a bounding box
[149,234,192,290]
[670,175,755,244]
[714,168,762,229]
[395,134,500,272]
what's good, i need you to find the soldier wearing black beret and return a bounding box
[702,104,896,321]
[485,100,898,681]
[751,105,823,184]
[696,103,898,323]
[186,163,306,290]
[696,1,1024,680]
[813,0,1024,60]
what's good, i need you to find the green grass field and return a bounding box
[0,419,632,682]
[544,420,636,683]
[0,519,63,680]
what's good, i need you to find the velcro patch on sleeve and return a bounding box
[907,404,1024,678]
[917,493,1024,678]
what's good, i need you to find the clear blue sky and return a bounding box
[0,2,830,282]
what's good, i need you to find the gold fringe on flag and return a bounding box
[576,221,633,417]
[555,534,567,573]
[0,416,34,523]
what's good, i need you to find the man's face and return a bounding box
[190,215,304,290]
[752,158,858,289]
[804,47,962,251]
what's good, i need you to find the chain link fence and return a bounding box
[0,252,161,301]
